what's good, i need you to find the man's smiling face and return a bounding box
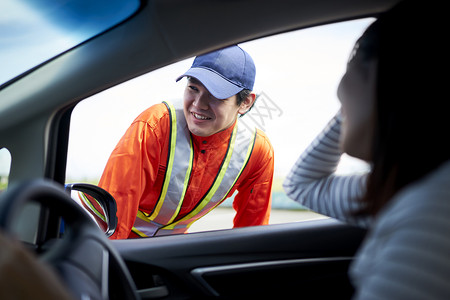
[183,78,241,137]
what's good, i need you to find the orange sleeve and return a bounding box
[99,104,168,239]
[232,129,274,227]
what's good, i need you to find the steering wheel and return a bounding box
[0,179,140,300]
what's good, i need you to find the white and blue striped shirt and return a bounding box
[283,114,371,227]
[283,114,450,299]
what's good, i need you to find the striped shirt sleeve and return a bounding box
[283,113,371,227]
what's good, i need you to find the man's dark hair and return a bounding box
[237,89,255,117]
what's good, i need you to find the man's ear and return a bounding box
[238,92,256,115]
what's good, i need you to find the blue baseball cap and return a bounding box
[176,45,256,99]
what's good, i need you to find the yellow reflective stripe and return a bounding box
[164,125,239,229]
[186,128,256,228]
[79,192,106,222]
[132,211,153,237]
[136,210,151,222]
[131,226,148,238]
[149,101,177,220]
[166,137,194,224]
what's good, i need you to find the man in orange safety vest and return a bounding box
[96,45,274,239]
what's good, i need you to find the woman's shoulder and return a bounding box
[377,161,450,230]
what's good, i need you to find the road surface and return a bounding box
[189,207,327,233]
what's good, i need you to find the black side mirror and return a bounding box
[64,183,117,237]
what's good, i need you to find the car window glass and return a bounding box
[0,0,140,86]
[0,148,11,192]
[67,18,373,235]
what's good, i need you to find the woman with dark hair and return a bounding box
[284,1,450,298]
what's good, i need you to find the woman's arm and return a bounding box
[283,113,370,227]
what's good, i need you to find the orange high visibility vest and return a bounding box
[131,101,256,237]
[99,101,274,239]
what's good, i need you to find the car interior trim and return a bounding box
[191,256,354,296]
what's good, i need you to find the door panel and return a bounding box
[112,218,366,299]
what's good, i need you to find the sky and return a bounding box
[0,0,139,85]
[0,17,374,181]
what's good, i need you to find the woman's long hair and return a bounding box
[355,0,449,216]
